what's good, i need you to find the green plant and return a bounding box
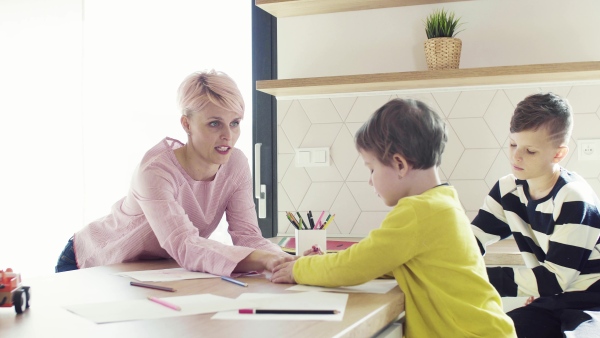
[424,8,464,39]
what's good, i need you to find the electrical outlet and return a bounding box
[578,139,600,161]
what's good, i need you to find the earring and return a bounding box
[187,132,191,136]
[398,174,403,180]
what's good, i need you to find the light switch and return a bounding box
[295,147,330,167]
[314,150,327,163]
[299,151,311,165]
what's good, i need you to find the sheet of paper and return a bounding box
[286,279,398,294]
[65,294,257,324]
[211,291,347,321]
[116,268,220,282]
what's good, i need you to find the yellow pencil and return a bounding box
[321,214,335,230]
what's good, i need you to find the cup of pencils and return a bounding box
[286,211,335,257]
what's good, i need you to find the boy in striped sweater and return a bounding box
[472,92,600,337]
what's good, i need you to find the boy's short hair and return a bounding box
[510,92,573,146]
[355,98,447,169]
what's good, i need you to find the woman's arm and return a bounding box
[133,165,257,276]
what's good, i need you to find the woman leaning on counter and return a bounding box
[55,70,292,276]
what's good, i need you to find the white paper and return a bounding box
[286,279,398,294]
[116,268,220,282]
[211,291,347,321]
[65,294,256,323]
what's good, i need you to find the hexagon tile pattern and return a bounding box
[276,84,600,237]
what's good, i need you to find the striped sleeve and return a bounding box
[471,180,514,255]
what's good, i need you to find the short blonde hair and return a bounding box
[177,69,244,116]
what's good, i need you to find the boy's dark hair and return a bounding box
[510,92,573,146]
[355,98,447,169]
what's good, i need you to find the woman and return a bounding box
[55,70,292,276]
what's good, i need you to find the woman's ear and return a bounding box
[553,145,569,163]
[181,115,191,135]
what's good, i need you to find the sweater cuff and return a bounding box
[487,266,518,297]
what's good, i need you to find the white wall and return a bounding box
[0,0,250,277]
[81,0,253,225]
[277,0,600,78]
[0,0,84,277]
[274,0,600,236]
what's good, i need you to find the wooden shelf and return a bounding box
[256,62,600,98]
[255,0,473,18]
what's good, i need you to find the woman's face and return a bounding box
[184,102,243,168]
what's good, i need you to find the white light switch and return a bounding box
[295,148,330,167]
[299,151,311,165]
[314,150,327,163]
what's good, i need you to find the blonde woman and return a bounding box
[56,70,292,276]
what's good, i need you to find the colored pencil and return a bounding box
[307,210,315,229]
[315,211,325,229]
[239,309,339,315]
[130,281,176,292]
[221,276,248,287]
[147,296,181,311]
[322,214,335,230]
[296,212,307,229]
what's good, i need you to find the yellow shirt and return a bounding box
[294,185,516,337]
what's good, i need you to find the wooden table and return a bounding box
[0,260,404,338]
[483,238,524,266]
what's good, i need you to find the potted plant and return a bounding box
[423,8,464,70]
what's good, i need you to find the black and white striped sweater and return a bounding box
[472,169,600,297]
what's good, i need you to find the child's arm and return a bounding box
[471,181,514,255]
[289,206,422,288]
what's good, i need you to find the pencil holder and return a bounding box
[295,229,327,257]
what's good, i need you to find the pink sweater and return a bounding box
[74,137,281,276]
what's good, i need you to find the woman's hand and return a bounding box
[234,250,295,273]
[270,260,296,284]
[265,252,296,272]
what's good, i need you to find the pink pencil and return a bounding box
[315,211,325,229]
[147,296,181,311]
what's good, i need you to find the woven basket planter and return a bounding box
[424,37,462,70]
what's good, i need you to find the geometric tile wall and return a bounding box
[276,83,600,237]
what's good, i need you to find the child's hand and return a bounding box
[265,253,296,272]
[524,296,535,306]
[270,260,297,284]
[303,245,324,256]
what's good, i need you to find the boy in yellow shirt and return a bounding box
[271,98,516,337]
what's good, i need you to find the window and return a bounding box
[0,0,251,277]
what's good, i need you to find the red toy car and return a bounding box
[0,268,30,314]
